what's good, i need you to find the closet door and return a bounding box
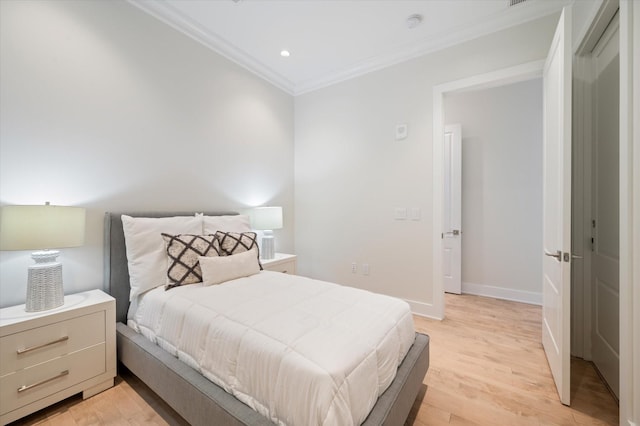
[591,11,620,400]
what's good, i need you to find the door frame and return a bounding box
[432,59,545,319]
[618,1,638,423]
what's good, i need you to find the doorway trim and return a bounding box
[618,1,638,424]
[432,59,545,319]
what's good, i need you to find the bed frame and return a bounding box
[104,211,429,426]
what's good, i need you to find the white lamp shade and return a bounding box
[0,204,86,251]
[252,206,283,231]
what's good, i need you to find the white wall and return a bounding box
[443,79,543,304]
[294,15,558,313]
[0,0,294,307]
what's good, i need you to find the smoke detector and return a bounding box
[406,14,423,29]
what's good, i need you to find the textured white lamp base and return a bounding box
[261,231,275,260]
[26,250,64,312]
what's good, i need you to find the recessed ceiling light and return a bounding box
[280,50,291,57]
[406,14,423,29]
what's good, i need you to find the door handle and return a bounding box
[563,253,583,262]
[544,250,562,261]
[444,230,460,236]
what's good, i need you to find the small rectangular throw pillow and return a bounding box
[215,231,262,270]
[162,234,220,289]
[199,249,261,286]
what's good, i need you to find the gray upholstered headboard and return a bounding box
[103,211,238,323]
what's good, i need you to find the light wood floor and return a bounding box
[408,294,618,425]
[10,294,618,426]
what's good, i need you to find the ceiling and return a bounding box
[129,0,572,95]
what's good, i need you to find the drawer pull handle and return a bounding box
[17,370,69,393]
[17,336,69,354]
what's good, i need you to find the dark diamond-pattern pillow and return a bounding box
[215,231,263,270]
[162,233,220,289]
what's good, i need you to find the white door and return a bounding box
[443,124,462,294]
[591,12,620,399]
[542,7,572,406]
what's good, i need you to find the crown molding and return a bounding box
[294,1,569,95]
[128,0,569,97]
[127,0,296,95]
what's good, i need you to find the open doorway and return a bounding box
[431,60,544,320]
[443,79,543,305]
[432,0,631,416]
[434,7,621,406]
[438,70,620,404]
[432,10,575,399]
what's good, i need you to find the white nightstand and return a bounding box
[0,289,116,425]
[261,253,297,274]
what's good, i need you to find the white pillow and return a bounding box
[199,249,260,286]
[202,215,250,234]
[122,215,202,301]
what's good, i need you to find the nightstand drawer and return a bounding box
[265,262,293,274]
[0,343,106,416]
[0,290,115,425]
[0,311,105,376]
[261,254,297,274]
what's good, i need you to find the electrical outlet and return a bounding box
[395,123,408,140]
[351,262,357,273]
[362,263,370,276]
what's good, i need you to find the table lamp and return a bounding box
[252,206,282,260]
[0,203,86,312]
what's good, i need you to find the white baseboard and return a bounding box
[461,282,542,306]
[405,298,443,320]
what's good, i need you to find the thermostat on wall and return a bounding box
[395,123,408,140]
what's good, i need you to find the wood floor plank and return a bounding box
[415,294,618,426]
[9,293,618,426]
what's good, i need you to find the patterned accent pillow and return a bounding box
[215,231,263,270]
[161,234,220,289]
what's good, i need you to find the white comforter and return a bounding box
[128,271,416,426]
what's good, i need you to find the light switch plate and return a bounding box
[395,207,407,220]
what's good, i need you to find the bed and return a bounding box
[104,211,429,426]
